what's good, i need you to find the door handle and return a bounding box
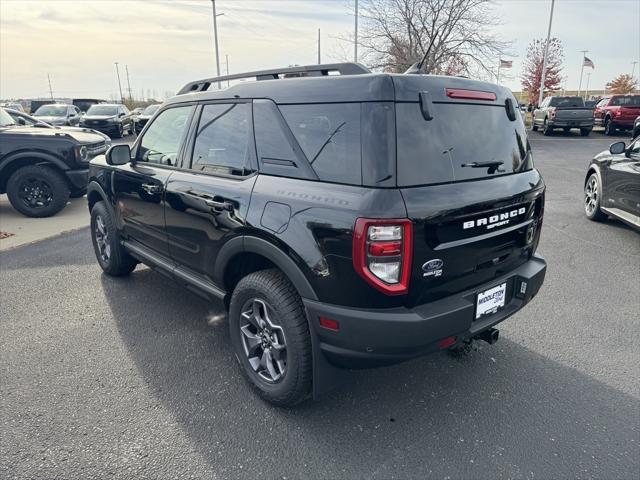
[204,199,233,211]
[141,183,162,194]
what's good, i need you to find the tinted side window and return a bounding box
[280,103,361,185]
[138,106,192,166]
[191,103,252,176]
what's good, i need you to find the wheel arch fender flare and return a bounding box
[585,163,604,190]
[214,235,319,301]
[87,180,115,215]
[0,151,69,178]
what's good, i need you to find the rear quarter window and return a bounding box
[280,103,361,185]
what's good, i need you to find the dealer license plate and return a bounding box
[475,283,507,319]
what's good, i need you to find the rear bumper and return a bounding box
[548,120,593,128]
[304,254,546,369]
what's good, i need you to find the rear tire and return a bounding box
[229,269,312,407]
[584,173,607,222]
[543,118,553,136]
[114,124,124,138]
[6,165,70,218]
[90,201,137,276]
[580,128,591,137]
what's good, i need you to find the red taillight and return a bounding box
[319,317,340,331]
[549,107,556,119]
[368,241,402,257]
[352,218,413,295]
[446,88,497,101]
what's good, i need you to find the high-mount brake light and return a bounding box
[446,88,497,101]
[352,218,413,295]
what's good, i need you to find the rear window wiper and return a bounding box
[461,161,504,174]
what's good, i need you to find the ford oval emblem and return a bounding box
[422,259,444,277]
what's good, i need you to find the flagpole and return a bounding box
[577,50,588,98]
[538,0,556,106]
[497,61,501,84]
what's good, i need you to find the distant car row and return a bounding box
[531,94,640,137]
[1,101,162,139]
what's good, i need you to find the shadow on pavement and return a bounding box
[101,268,639,479]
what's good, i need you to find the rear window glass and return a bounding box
[610,95,640,106]
[280,103,361,185]
[549,97,584,108]
[396,102,532,186]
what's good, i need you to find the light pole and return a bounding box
[114,62,124,104]
[632,61,638,79]
[225,54,230,88]
[538,0,555,106]
[317,28,321,64]
[47,73,54,100]
[211,0,224,88]
[354,0,358,62]
[125,65,133,103]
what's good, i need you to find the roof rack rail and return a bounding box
[177,62,371,95]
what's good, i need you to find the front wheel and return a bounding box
[114,123,124,138]
[229,269,312,407]
[584,173,607,221]
[90,201,138,276]
[580,128,591,137]
[604,117,615,136]
[6,165,70,217]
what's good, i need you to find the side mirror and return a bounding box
[16,117,26,125]
[119,112,125,117]
[105,144,131,165]
[609,141,626,155]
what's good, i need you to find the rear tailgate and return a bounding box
[401,172,544,306]
[392,75,544,307]
[554,108,593,122]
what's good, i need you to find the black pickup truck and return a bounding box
[532,96,594,136]
[0,107,108,217]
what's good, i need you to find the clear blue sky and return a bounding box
[1,0,638,100]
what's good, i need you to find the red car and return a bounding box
[593,95,640,135]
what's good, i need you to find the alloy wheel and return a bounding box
[17,178,53,209]
[239,298,287,383]
[584,176,599,216]
[94,214,111,263]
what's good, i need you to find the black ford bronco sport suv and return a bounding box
[87,63,546,406]
[0,107,109,217]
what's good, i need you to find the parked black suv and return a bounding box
[87,63,547,406]
[0,108,108,217]
[80,103,133,138]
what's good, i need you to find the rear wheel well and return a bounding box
[223,252,278,305]
[0,158,66,193]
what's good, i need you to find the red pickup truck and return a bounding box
[593,95,640,135]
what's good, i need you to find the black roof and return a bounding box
[167,62,514,106]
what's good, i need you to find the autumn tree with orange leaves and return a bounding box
[606,74,637,94]
[521,38,564,104]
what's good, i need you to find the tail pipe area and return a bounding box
[474,328,500,345]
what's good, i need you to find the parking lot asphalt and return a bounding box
[1,130,638,479]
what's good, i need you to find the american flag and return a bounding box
[583,56,595,68]
[500,60,513,68]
